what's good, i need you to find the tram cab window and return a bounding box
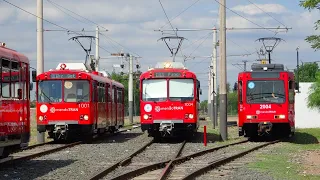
[38,80,62,102]
[64,80,89,102]
[169,79,194,101]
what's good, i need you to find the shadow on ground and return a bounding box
[0,159,75,180]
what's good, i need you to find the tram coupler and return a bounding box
[53,124,68,139]
[159,122,174,136]
[257,122,272,136]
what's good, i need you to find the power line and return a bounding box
[247,0,287,27]
[46,0,108,31]
[160,0,201,29]
[158,0,178,36]
[45,0,141,57]
[212,0,277,34]
[2,0,114,55]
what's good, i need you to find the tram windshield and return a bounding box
[142,79,167,102]
[246,80,285,104]
[169,79,194,101]
[38,80,89,103]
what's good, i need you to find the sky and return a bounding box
[0,0,319,101]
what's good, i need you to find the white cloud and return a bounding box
[231,4,288,15]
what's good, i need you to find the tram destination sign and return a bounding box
[154,72,182,77]
[50,73,76,79]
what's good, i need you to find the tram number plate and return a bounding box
[260,104,271,109]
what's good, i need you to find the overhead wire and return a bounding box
[246,0,287,28]
[46,0,141,57]
[159,0,201,29]
[158,0,178,37]
[212,0,277,34]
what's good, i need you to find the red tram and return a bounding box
[0,43,32,158]
[234,63,297,138]
[139,62,201,138]
[33,63,124,141]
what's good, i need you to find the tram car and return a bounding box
[139,62,201,138]
[234,63,297,138]
[0,43,32,158]
[32,63,124,141]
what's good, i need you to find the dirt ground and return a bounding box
[301,150,320,176]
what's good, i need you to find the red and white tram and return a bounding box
[0,43,32,158]
[33,63,124,141]
[139,62,201,138]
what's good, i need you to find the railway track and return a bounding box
[0,124,141,166]
[88,138,281,180]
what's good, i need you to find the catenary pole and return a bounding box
[37,0,45,143]
[219,0,227,141]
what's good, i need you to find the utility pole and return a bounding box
[128,54,134,124]
[212,28,218,128]
[296,47,300,92]
[37,0,45,143]
[95,26,100,71]
[243,60,247,71]
[208,72,211,120]
[219,0,227,141]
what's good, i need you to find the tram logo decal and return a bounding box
[154,106,183,112]
[49,107,78,113]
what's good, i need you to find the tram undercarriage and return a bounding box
[142,123,197,138]
[240,123,294,138]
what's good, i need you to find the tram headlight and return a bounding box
[143,114,149,120]
[38,116,44,121]
[279,115,285,119]
[246,115,253,119]
[84,115,89,120]
[188,114,194,119]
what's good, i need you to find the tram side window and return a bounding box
[11,61,20,98]
[98,83,105,103]
[107,85,112,102]
[112,86,116,103]
[1,59,11,97]
[289,80,294,103]
[117,89,122,103]
[239,81,243,103]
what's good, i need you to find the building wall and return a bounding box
[295,82,320,128]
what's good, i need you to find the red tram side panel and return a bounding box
[139,62,202,138]
[34,63,124,141]
[235,63,297,138]
[0,43,32,158]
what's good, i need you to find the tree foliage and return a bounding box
[110,72,140,115]
[294,62,319,82]
[307,72,320,109]
[299,0,320,50]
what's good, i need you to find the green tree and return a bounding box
[300,0,320,50]
[200,100,208,113]
[294,62,319,82]
[227,92,238,115]
[307,72,320,109]
[110,72,141,116]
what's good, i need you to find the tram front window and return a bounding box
[169,79,194,101]
[38,80,62,102]
[246,80,285,103]
[64,80,89,102]
[142,79,167,102]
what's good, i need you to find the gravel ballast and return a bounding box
[0,128,152,180]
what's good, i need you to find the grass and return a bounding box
[247,128,320,180]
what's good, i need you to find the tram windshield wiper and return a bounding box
[40,90,52,104]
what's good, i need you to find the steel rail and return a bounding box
[182,139,281,180]
[158,141,186,180]
[108,139,249,180]
[1,124,141,166]
[0,141,82,165]
[88,138,154,180]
